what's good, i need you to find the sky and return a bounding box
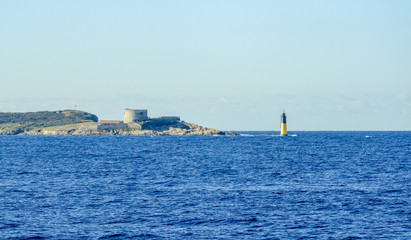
[0,0,410,131]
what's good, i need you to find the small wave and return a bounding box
[106,219,133,225]
[382,189,402,194]
[98,233,127,239]
[17,171,39,175]
[228,217,259,224]
[131,234,161,239]
[0,222,19,229]
[19,236,46,240]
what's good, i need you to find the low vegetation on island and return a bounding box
[0,110,98,135]
[0,110,234,136]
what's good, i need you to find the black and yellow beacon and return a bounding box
[280,112,287,136]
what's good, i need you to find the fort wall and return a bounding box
[79,123,127,132]
[151,116,180,123]
[97,123,127,130]
[78,125,98,132]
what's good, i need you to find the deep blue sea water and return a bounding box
[0,132,410,239]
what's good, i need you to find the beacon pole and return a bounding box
[280,112,287,136]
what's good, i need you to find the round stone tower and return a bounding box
[124,109,148,123]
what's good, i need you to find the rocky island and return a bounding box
[0,109,235,136]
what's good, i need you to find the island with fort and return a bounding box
[0,109,236,136]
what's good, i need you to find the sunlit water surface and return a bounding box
[0,132,410,239]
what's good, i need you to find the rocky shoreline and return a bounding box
[16,122,235,136]
[0,110,236,136]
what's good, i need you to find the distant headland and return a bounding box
[0,109,236,136]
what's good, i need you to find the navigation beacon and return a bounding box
[280,112,287,136]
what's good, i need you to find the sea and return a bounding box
[0,131,409,239]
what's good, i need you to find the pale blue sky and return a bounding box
[1,0,410,130]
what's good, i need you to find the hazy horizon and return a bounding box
[1,1,410,131]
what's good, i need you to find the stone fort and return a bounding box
[79,109,180,132]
